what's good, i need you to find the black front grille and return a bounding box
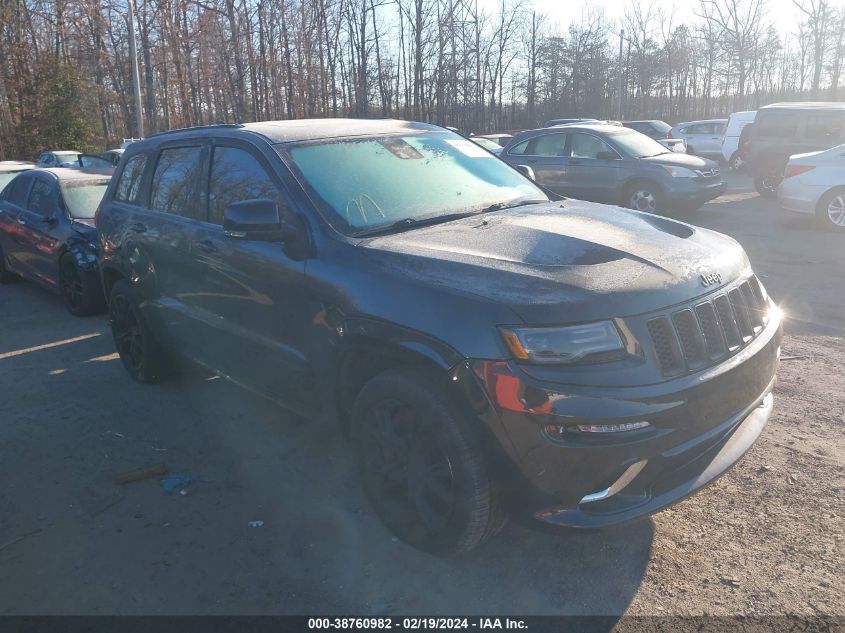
[646,317,682,376]
[647,275,768,376]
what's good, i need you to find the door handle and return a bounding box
[193,239,218,254]
[525,159,538,164]
[16,216,27,226]
[129,222,147,234]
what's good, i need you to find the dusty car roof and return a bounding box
[151,118,446,145]
[0,161,36,172]
[675,119,728,126]
[520,123,629,136]
[23,167,112,181]
[761,102,845,111]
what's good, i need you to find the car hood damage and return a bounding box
[361,200,750,323]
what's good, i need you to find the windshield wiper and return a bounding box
[480,199,547,213]
[350,199,548,238]
[350,211,477,238]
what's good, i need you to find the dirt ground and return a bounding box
[0,172,842,618]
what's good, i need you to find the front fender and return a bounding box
[66,237,99,272]
[342,316,464,370]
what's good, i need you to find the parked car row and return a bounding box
[0,118,783,557]
[747,102,845,197]
[501,123,725,213]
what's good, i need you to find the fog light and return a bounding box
[574,421,651,433]
[542,420,651,441]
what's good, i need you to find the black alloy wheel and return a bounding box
[60,260,85,313]
[353,368,505,556]
[109,280,166,382]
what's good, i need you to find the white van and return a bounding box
[721,110,756,169]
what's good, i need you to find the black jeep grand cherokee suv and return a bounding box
[96,119,781,555]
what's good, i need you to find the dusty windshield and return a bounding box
[60,179,109,219]
[280,132,546,234]
[609,128,671,158]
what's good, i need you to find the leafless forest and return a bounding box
[0,0,843,157]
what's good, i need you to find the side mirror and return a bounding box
[516,164,536,181]
[596,151,620,161]
[223,199,297,242]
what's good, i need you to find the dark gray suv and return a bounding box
[502,124,727,213]
[95,119,780,556]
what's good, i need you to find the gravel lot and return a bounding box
[0,173,842,617]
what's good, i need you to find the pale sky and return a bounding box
[495,0,815,35]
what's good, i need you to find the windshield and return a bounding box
[60,179,110,219]
[280,132,546,234]
[608,128,671,158]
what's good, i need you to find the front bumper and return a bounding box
[536,389,773,528]
[664,178,727,207]
[459,307,781,528]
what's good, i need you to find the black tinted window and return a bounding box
[208,146,284,225]
[115,154,148,203]
[27,179,56,217]
[6,176,31,206]
[757,111,799,138]
[804,113,843,141]
[150,147,203,218]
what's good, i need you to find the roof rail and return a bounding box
[148,123,244,138]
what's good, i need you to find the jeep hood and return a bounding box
[360,200,750,324]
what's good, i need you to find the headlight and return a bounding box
[662,165,697,178]
[499,321,625,365]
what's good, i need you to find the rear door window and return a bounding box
[804,112,844,142]
[114,154,148,203]
[150,147,204,219]
[757,111,799,138]
[207,146,286,225]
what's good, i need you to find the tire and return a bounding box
[816,187,845,232]
[352,367,506,556]
[623,181,663,213]
[59,253,105,316]
[754,168,781,198]
[0,244,19,283]
[729,151,744,172]
[108,279,169,383]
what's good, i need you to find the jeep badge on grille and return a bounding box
[700,272,723,287]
